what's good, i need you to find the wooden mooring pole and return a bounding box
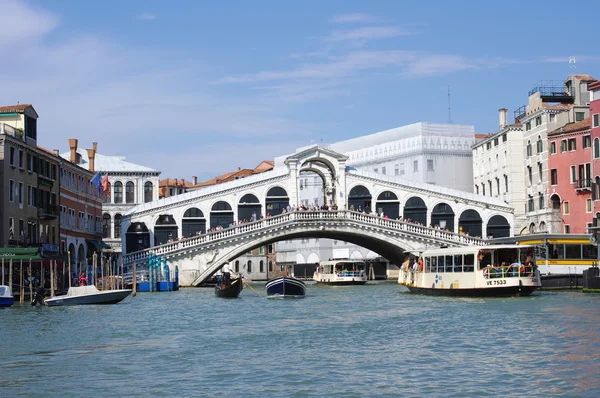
[132,263,137,297]
[50,260,55,297]
[9,259,13,298]
[19,259,24,304]
[29,259,33,304]
[68,251,71,288]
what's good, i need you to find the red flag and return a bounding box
[101,173,110,196]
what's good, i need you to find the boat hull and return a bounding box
[45,289,132,306]
[405,285,538,297]
[316,280,367,286]
[0,297,14,307]
[266,277,306,298]
[215,278,244,298]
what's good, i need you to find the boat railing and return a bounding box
[336,271,365,278]
[482,265,535,279]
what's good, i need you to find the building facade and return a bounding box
[548,119,593,234]
[472,108,526,234]
[590,81,600,228]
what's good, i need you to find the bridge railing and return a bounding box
[122,210,487,265]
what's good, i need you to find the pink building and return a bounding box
[548,118,592,233]
[590,81,600,224]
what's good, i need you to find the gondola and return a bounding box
[215,275,244,298]
[265,276,306,298]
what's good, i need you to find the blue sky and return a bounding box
[1,0,598,180]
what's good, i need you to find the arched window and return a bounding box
[247,260,252,273]
[595,138,600,159]
[114,214,122,239]
[114,181,123,203]
[269,261,273,272]
[102,213,111,238]
[260,260,264,273]
[144,181,153,203]
[126,182,135,203]
[103,182,111,204]
[526,140,532,157]
[536,135,543,154]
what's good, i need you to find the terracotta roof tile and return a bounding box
[573,74,598,83]
[543,103,573,110]
[548,118,591,136]
[0,104,33,113]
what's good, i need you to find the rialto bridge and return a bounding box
[121,146,514,286]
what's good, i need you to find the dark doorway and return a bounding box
[266,187,289,216]
[210,201,234,229]
[486,215,510,238]
[238,193,262,222]
[182,207,206,237]
[348,185,372,212]
[431,202,455,231]
[154,214,178,245]
[403,196,427,225]
[126,222,150,253]
[459,209,482,237]
[375,191,400,219]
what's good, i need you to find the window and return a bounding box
[568,138,576,151]
[394,164,399,175]
[381,166,386,175]
[583,135,591,149]
[494,138,499,146]
[482,183,486,196]
[502,133,507,142]
[526,121,531,131]
[536,137,543,153]
[595,138,600,159]
[576,112,585,122]
[551,169,558,185]
[475,185,479,194]
[564,225,570,234]
[564,201,570,215]
[268,244,273,254]
[260,260,264,273]
[587,199,592,213]
[9,180,14,202]
[488,181,492,196]
[560,140,566,152]
[550,142,556,154]
[594,114,599,128]
[114,181,123,203]
[427,159,434,171]
[504,175,509,192]
[269,261,273,272]
[114,214,122,238]
[535,116,542,126]
[102,214,111,238]
[247,260,252,273]
[550,113,556,122]
[526,141,532,157]
[18,182,23,204]
[528,195,534,212]
[27,154,34,172]
[527,166,532,185]
[413,160,418,172]
[400,163,405,175]
[570,166,576,183]
[537,163,543,183]
[486,142,491,150]
[18,150,24,169]
[9,147,15,166]
[374,168,378,173]
[539,193,544,210]
[496,178,500,196]
[125,182,135,203]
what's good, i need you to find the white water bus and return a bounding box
[313,260,368,285]
[398,245,541,297]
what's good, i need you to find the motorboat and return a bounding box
[314,259,367,285]
[215,275,244,298]
[266,276,306,298]
[0,285,14,307]
[398,244,541,297]
[44,285,132,306]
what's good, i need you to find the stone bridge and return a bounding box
[121,145,514,286]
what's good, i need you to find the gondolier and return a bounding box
[222,262,232,285]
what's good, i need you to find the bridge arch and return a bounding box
[348,184,372,212]
[458,209,482,237]
[210,200,233,229]
[126,221,150,253]
[485,214,510,238]
[403,196,427,225]
[375,190,400,219]
[350,250,363,260]
[238,193,261,222]
[300,156,337,178]
[182,207,206,237]
[154,214,178,245]
[266,186,289,215]
[306,252,320,263]
[295,253,306,264]
[430,202,455,231]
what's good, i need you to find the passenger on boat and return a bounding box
[222,262,232,285]
[78,272,87,286]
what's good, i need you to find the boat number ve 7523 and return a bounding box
[486,279,507,286]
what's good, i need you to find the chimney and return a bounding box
[499,108,508,129]
[53,149,59,156]
[238,167,241,171]
[93,141,97,152]
[86,148,95,172]
[192,176,197,185]
[68,138,78,163]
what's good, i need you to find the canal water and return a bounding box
[2,283,600,397]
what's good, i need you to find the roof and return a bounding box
[0,104,38,118]
[543,103,573,110]
[572,74,598,83]
[589,81,600,91]
[548,118,591,136]
[159,178,194,188]
[253,160,274,173]
[59,148,160,173]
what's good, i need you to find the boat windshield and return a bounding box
[0,286,8,296]
[479,247,536,278]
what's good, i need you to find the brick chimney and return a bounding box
[192,176,197,185]
[86,148,95,172]
[69,138,78,163]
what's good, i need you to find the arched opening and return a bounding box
[68,243,76,271]
[375,191,399,219]
[125,181,135,203]
[596,177,600,200]
[126,222,150,253]
[266,187,289,216]
[403,197,427,225]
[144,181,153,203]
[114,214,122,239]
[238,193,261,222]
[486,215,510,238]
[183,207,206,237]
[348,185,372,212]
[550,194,561,210]
[77,243,85,272]
[431,202,455,231]
[102,213,111,238]
[210,201,233,229]
[247,260,252,273]
[260,260,264,273]
[539,221,546,233]
[529,223,536,234]
[114,181,123,204]
[458,209,482,237]
[235,260,239,273]
[154,214,178,245]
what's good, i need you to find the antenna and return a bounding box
[569,56,576,69]
[447,85,453,124]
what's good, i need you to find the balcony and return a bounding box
[514,105,527,123]
[528,81,574,103]
[38,204,60,220]
[0,123,25,140]
[573,179,592,192]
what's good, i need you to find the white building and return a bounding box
[60,141,161,254]
[472,109,526,234]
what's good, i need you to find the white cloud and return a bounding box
[329,13,377,24]
[327,26,414,42]
[136,12,157,20]
[0,0,59,47]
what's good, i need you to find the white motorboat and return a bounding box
[313,259,368,285]
[0,285,14,307]
[44,285,132,306]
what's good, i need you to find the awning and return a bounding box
[86,239,112,252]
[42,254,67,262]
[0,247,42,261]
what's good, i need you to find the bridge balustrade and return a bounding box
[122,210,487,265]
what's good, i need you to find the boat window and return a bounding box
[445,255,453,273]
[431,256,437,273]
[565,244,581,259]
[453,254,463,272]
[425,257,431,273]
[0,286,6,295]
[478,251,492,269]
[437,256,445,272]
[464,254,474,272]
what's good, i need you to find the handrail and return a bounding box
[123,210,488,266]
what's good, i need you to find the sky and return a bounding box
[1,0,598,181]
